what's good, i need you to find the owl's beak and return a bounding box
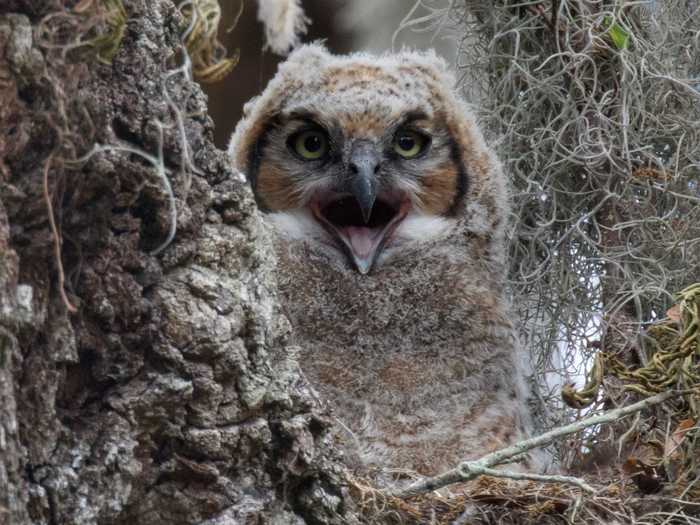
[347,142,379,224]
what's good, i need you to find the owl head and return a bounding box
[229,43,509,274]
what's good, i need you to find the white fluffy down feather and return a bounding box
[256,0,309,55]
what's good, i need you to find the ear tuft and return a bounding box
[282,42,330,69]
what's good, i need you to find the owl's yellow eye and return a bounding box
[293,130,328,160]
[394,130,426,158]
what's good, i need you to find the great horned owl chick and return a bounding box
[229,44,541,477]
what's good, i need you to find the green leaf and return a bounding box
[603,16,630,50]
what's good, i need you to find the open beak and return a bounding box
[311,142,408,274]
[312,194,409,274]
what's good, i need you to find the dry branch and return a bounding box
[393,389,678,499]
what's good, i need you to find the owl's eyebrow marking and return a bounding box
[400,110,430,125]
[285,110,329,129]
[390,110,431,136]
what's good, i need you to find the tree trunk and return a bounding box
[0,2,358,523]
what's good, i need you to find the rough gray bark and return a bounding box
[0,2,359,523]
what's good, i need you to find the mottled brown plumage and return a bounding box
[229,44,542,479]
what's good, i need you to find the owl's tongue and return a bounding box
[343,226,383,271]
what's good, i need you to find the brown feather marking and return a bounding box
[378,357,425,391]
[233,111,275,170]
[419,160,459,215]
[339,113,387,138]
[445,114,492,193]
[315,362,357,389]
[255,162,299,210]
[325,65,397,86]
[483,415,518,450]
[398,65,440,83]
[382,429,463,476]
[322,67,403,138]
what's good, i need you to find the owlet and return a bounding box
[229,43,541,478]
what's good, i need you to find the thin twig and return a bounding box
[460,464,596,493]
[43,153,77,313]
[393,390,678,498]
